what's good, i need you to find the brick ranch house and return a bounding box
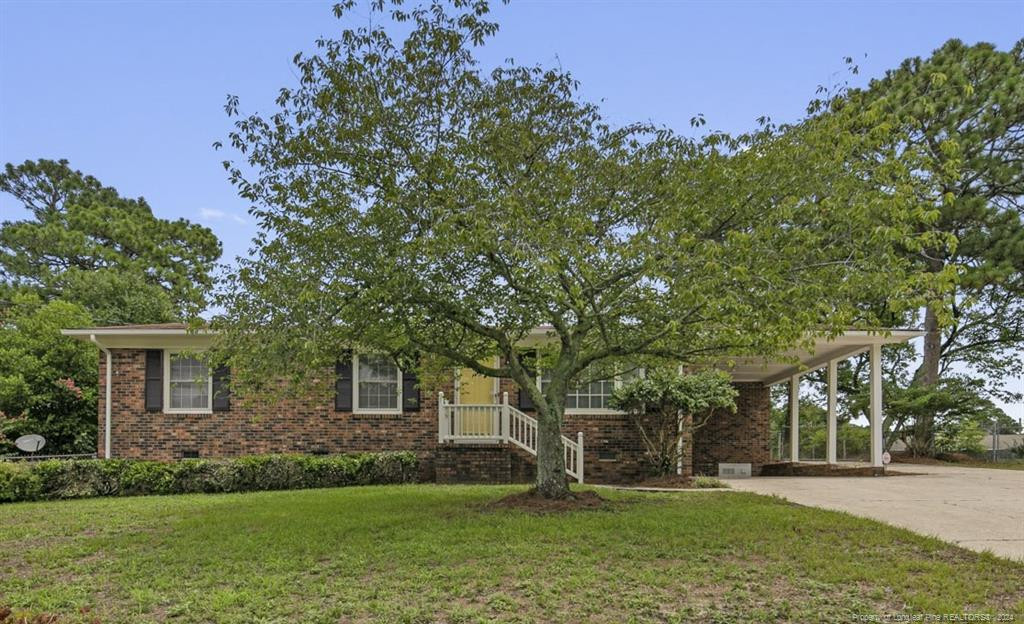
[62,324,921,484]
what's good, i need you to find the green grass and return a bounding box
[692,475,729,488]
[897,458,1024,471]
[1,485,1021,623]
[952,459,1024,470]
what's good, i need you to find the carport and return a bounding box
[723,329,924,469]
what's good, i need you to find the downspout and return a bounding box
[90,335,112,460]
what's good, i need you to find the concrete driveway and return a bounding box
[724,463,1024,560]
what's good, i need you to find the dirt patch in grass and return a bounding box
[890,454,946,465]
[0,605,99,624]
[935,452,976,463]
[487,488,609,513]
[892,452,977,465]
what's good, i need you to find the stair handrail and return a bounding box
[438,391,584,483]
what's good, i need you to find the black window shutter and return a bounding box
[402,368,420,412]
[516,349,537,411]
[335,352,353,411]
[518,385,535,411]
[212,365,230,411]
[144,350,163,411]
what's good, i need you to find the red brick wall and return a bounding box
[692,383,771,476]
[435,444,512,484]
[99,349,448,480]
[99,350,769,483]
[561,413,650,483]
[509,445,536,483]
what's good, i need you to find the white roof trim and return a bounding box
[62,326,922,339]
[62,326,924,384]
[62,328,206,336]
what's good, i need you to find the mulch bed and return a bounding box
[891,452,973,465]
[487,489,610,513]
[760,462,904,477]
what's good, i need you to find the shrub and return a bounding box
[0,452,417,503]
[0,462,41,502]
[934,419,986,455]
[609,369,738,476]
[692,475,729,489]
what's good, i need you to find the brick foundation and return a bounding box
[435,443,523,484]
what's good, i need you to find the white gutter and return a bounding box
[90,334,112,460]
[63,328,205,336]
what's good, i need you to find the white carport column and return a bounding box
[869,343,884,468]
[789,375,800,463]
[826,360,838,465]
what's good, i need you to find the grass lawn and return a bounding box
[1,485,1022,623]
[895,458,1024,471]
[949,460,1024,471]
[949,459,1024,471]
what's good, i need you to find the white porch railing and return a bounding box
[437,391,583,484]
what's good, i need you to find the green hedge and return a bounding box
[0,452,418,503]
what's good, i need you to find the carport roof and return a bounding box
[721,329,923,385]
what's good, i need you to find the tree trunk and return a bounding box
[911,304,942,455]
[677,411,694,478]
[919,305,941,387]
[534,404,570,499]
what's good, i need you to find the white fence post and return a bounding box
[437,392,446,443]
[501,392,510,442]
[576,431,584,484]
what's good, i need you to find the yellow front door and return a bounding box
[457,367,496,435]
[459,368,494,404]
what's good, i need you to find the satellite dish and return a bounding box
[14,434,46,453]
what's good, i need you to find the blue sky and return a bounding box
[0,0,1021,420]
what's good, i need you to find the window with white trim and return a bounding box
[567,379,616,410]
[355,354,401,412]
[166,352,212,412]
[539,366,642,412]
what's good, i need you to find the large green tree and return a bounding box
[0,158,223,323]
[214,0,950,498]
[0,160,223,455]
[812,40,1024,455]
[0,293,97,454]
[848,40,1024,392]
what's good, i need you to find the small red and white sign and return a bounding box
[881,451,891,465]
